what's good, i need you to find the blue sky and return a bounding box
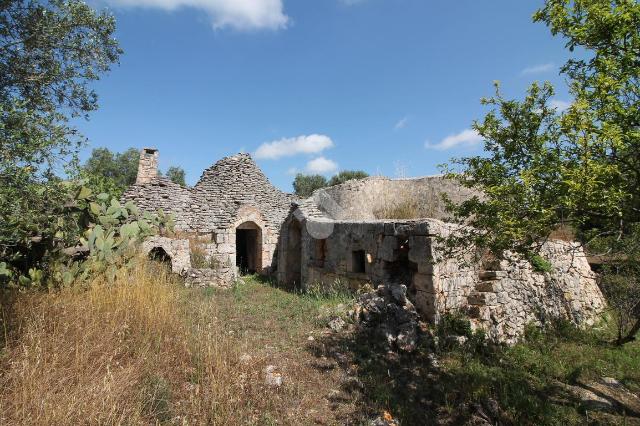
[77,0,572,191]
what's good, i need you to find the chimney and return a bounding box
[136,147,159,184]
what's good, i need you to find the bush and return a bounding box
[0,184,173,288]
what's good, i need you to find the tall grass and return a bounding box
[0,260,275,425]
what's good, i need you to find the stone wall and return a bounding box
[301,176,478,222]
[141,236,191,273]
[462,241,606,343]
[141,237,237,288]
[183,268,235,289]
[123,152,295,274]
[136,148,159,184]
[279,216,606,343]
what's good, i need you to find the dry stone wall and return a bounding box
[123,151,295,276]
[301,176,478,221]
[461,241,606,343]
[141,236,191,273]
[281,216,606,343]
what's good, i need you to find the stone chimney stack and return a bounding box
[136,147,159,184]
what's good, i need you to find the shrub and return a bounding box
[374,199,421,220]
[1,184,173,288]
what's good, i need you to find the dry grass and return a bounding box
[0,261,264,424]
[0,261,359,425]
[373,199,422,220]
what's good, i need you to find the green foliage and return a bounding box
[442,0,640,342]
[438,312,474,338]
[73,192,174,283]
[1,0,122,284]
[141,375,172,422]
[0,181,174,287]
[327,170,369,186]
[81,147,139,197]
[166,166,186,187]
[293,170,370,198]
[293,174,328,198]
[529,254,553,273]
[597,224,640,344]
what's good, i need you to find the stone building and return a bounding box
[122,148,295,285]
[123,148,606,342]
[277,176,606,343]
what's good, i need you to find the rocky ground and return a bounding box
[201,277,640,425]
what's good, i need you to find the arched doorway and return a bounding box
[236,221,262,274]
[149,246,171,263]
[285,219,302,289]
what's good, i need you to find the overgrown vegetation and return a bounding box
[318,311,640,425]
[189,237,224,269]
[374,199,421,220]
[0,183,174,288]
[0,260,638,424]
[0,262,355,424]
[443,0,640,344]
[1,0,122,285]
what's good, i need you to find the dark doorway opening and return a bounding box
[285,220,302,289]
[149,247,172,270]
[383,241,418,298]
[351,250,366,273]
[149,247,170,263]
[236,222,262,275]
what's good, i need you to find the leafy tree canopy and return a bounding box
[293,170,369,198]
[444,0,640,343]
[328,170,370,187]
[166,166,186,187]
[82,147,139,196]
[293,174,328,198]
[1,0,121,281]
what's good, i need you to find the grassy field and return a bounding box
[0,261,638,425]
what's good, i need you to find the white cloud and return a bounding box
[521,63,555,75]
[286,167,298,175]
[103,0,288,30]
[425,129,483,151]
[306,157,338,174]
[549,99,571,112]
[394,116,409,130]
[255,134,334,160]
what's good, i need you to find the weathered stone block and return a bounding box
[413,273,436,293]
[408,236,430,263]
[378,236,398,262]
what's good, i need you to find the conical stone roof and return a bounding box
[123,153,294,233]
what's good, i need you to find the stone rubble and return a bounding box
[355,284,420,353]
[263,365,283,387]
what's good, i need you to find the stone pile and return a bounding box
[355,284,420,352]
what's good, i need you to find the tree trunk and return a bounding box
[618,317,640,345]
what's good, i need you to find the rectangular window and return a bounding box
[352,250,366,273]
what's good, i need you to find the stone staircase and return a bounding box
[467,270,506,325]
